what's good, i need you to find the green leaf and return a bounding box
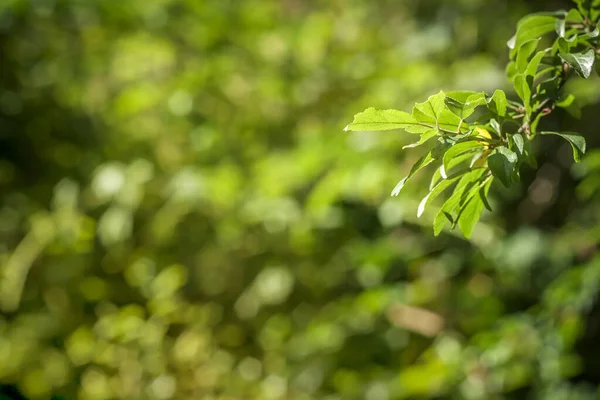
[555,19,566,38]
[444,91,479,103]
[391,152,435,196]
[508,14,559,58]
[443,96,465,117]
[566,8,584,23]
[487,90,507,117]
[559,50,595,78]
[442,141,486,177]
[523,137,538,168]
[488,146,518,187]
[412,91,463,132]
[573,0,588,17]
[417,174,462,217]
[525,49,549,77]
[554,36,576,56]
[523,76,535,115]
[593,4,600,21]
[536,65,557,79]
[431,156,474,190]
[458,193,484,238]
[457,177,492,238]
[556,94,575,108]
[344,108,422,132]
[507,35,516,50]
[506,61,518,81]
[489,119,501,135]
[480,179,494,212]
[430,166,443,190]
[512,133,525,156]
[516,39,540,73]
[512,48,547,115]
[442,151,483,178]
[412,91,446,125]
[541,131,586,162]
[438,109,465,132]
[470,150,489,168]
[580,23,599,39]
[564,100,582,119]
[431,136,456,160]
[512,165,521,184]
[534,74,562,111]
[444,91,486,120]
[433,210,452,236]
[513,74,527,105]
[465,92,488,113]
[402,129,439,149]
[432,169,485,235]
[515,49,549,116]
[530,111,543,132]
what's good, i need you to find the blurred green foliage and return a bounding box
[2,0,600,399]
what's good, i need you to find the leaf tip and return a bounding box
[391,178,407,196]
[507,34,516,49]
[417,197,427,218]
[440,164,448,179]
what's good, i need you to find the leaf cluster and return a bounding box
[345,0,593,238]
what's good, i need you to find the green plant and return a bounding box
[345,0,597,238]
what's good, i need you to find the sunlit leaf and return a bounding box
[344,108,424,132]
[444,91,486,120]
[487,90,508,117]
[412,91,446,124]
[508,14,559,57]
[402,129,439,149]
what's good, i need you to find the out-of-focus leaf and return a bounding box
[566,8,584,22]
[556,94,576,108]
